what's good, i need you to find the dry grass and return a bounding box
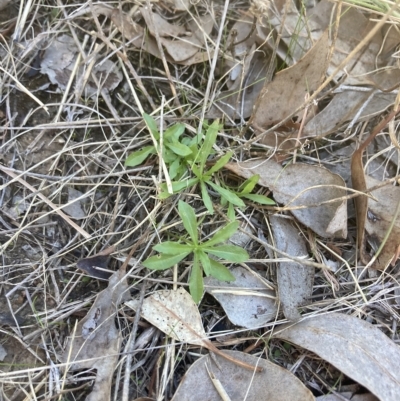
[0,0,399,400]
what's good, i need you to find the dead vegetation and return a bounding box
[0,0,400,400]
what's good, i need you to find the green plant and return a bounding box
[160,120,245,213]
[142,200,249,303]
[221,174,275,219]
[125,113,193,180]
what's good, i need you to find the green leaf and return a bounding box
[158,191,173,199]
[143,113,160,140]
[191,163,201,178]
[198,120,220,173]
[153,242,193,255]
[164,123,185,140]
[205,151,233,176]
[239,175,260,194]
[168,158,181,180]
[209,259,235,281]
[178,200,198,244]
[143,252,190,270]
[125,146,155,167]
[163,177,199,193]
[197,249,211,276]
[203,245,249,262]
[207,181,245,207]
[227,202,235,221]
[189,253,204,303]
[165,142,192,157]
[203,222,239,247]
[163,147,176,164]
[200,181,214,214]
[241,193,276,205]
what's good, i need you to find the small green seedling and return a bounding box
[222,174,275,218]
[142,200,249,303]
[160,120,245,213]
[125,114,193,180]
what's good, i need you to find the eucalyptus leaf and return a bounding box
[178,201,198,244]
[125,146,155,167]
[143,252,190,270]
[153,242,193,255]
[203,245,248,262]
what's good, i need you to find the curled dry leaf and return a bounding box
[269,215,314,321]
[62,268,129,401]
[274,313,400,401]
[225,159,347,238]
[126,287,262,372]
[250,30,329,136]
[204,266,277,329]
[171,350,314,401]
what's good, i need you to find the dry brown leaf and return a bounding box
[140,8,213,63]
[225,160,347,238]
[269,215,314,321]
[163,0,190,12]
[76,246,115,280]
[204,266,277,328]
[266,0,319,63]
[274,313,400,401]
[81,5,212,65]
[126,287,206,346]
[208,51,267,119]
[316,392,378,401]
[62,268,129,401]
[171,350,314,401]
[304,90,397,138]
[364,176,400,270]
[40,35,122,96]
[268,0,399,86]
[250,30,329,135]
[126,287,262,372]
[351,107,400,269]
